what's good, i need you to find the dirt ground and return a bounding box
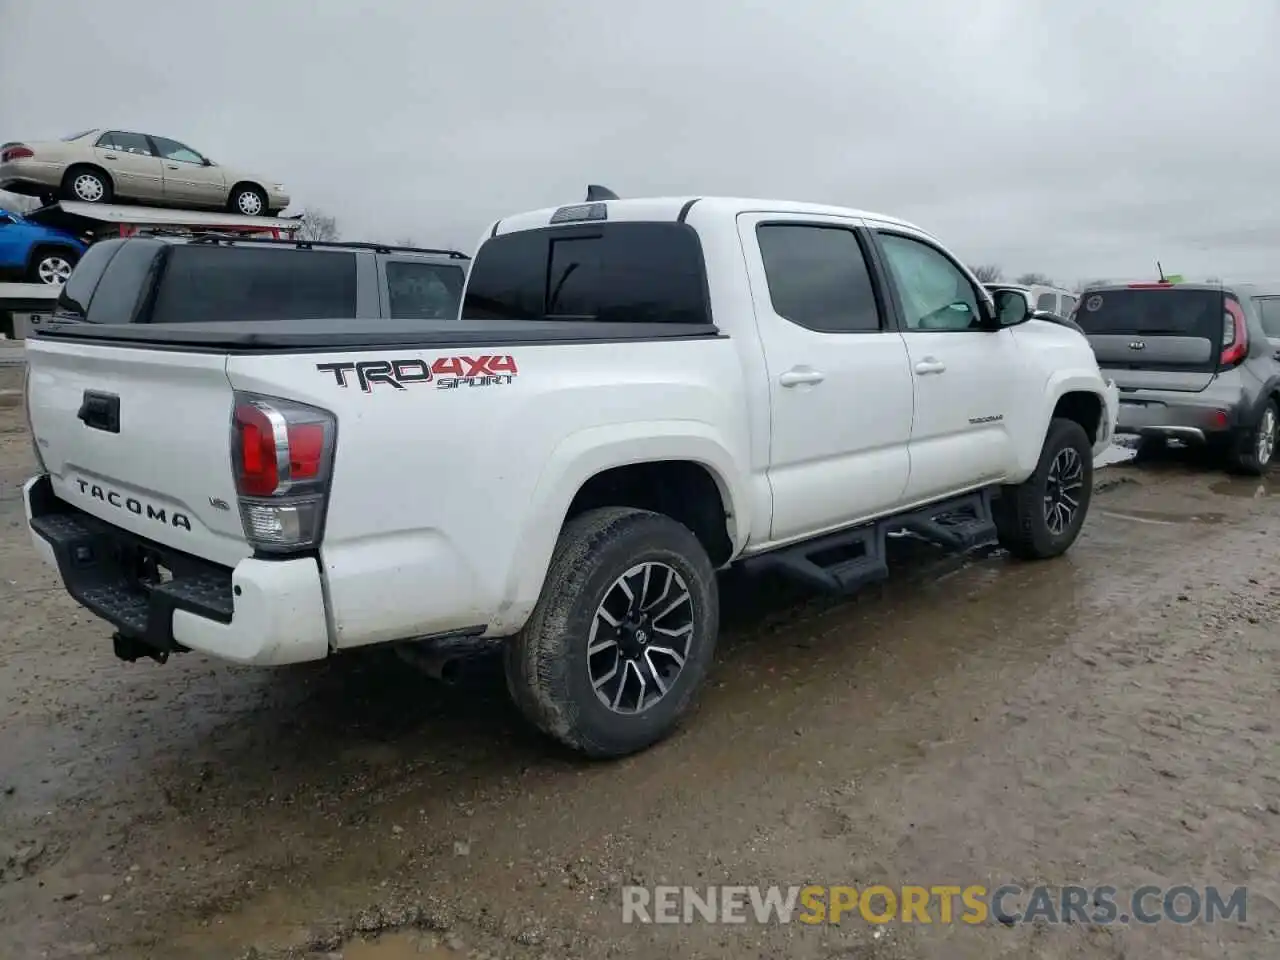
[1,379,1277,959]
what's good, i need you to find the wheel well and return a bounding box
[1053,391,1103,445]
[27,242,78,265]
[230,180,266,198]
[566,461,733,566]
[63,163,113,190]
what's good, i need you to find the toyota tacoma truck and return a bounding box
[21,195,1119,758]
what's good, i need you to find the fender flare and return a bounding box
[491,421,750,633]
[1018,372,1116,475]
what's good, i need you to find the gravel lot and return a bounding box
[1,374,1277,959]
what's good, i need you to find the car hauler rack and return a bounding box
[24,200,301,240]
[0,201,303,339]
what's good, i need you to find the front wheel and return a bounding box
[504,507,719,758]
[995,417,1094,560]
[28,249,78,285]
[229,185,267,217]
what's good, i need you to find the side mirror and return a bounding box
[202,157,213,166]
[992,289,1030,327]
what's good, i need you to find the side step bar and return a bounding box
[741,490,999,596]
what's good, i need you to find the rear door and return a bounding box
[1076,286,1223,391]
[92,131,165,200]
[737,213,914,541]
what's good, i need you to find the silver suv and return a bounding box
[1073,282,1280,474]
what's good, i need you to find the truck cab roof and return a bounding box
[490,196,933,239]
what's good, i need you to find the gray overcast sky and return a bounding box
[3,0,1279,285]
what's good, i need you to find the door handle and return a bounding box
[779,367,825,387]
[166,164,179,170]
[104,154,118,160]
[77,390,121,434]
[914,357,947,375]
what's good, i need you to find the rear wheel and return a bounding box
[27,248,78,285]
[504,507,719,758]
[61,166,112,204]
[995,418,1094,560]
[1228,399,1277,476]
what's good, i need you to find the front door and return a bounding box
[738,212,915,544]
[91,131,164,201]
[149,135,226,207]
[871,228,1020,502]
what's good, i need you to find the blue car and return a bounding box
[0,206,88,285]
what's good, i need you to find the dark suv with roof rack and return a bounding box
[1072,281,1280,474]
[51,235,470,327]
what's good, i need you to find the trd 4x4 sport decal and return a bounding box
[316,355,519,393]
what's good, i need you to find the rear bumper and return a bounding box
[1115,385,1246,442]
[0,159,64,193]
[24,475,330,665]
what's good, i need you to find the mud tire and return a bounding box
[995,417,1093,560]
[504,507,719,759]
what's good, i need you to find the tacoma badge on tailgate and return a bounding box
[75,479,192,530]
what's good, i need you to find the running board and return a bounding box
[742,490,998,596]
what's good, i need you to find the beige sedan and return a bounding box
[0,129,290,216]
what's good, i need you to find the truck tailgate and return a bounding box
[26,337,250,568]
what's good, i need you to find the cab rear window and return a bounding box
[463,222,710,324]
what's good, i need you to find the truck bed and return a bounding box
[32,316,724,352]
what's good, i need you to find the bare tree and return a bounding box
[1015,271,1055,286]
[297,208,339,242]
[970,264,1003,283]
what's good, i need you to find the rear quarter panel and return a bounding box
[227,337,753,646]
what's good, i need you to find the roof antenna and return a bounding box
[586,184,619,201]
[1156,260,1167,283]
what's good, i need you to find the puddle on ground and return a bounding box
[343,931,452,958]
[1095,443,1139,468]
[1098,508,1226,526]
[1210,478,1276,499]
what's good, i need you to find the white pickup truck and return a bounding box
[22,197,1119,758]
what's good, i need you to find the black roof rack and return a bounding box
[187,235,470,260]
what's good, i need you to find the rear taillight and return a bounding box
[1220,299,1248,367]
[1,145,34,162]
[231,393,336,553]
[22,364,46,473]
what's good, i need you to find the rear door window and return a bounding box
[150,245,357,323]
[463,222,709,324]
[755,223,882,332]
[1257,297,1280,338]
[386,260,466,319]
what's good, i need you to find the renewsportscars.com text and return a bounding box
[622,884,1248,926]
